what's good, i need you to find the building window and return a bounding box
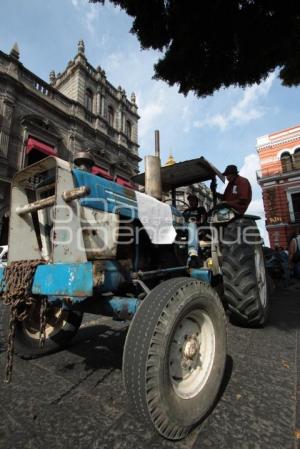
[294,148,300,170]
[287,189,300,223]
[291,192,300,222]
[281,152,292,172]
[125,120,132,139]
[108,106,114,127]
[85,89,93,112]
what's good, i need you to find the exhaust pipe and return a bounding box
[144,130,162,200]
[155,130,160,158]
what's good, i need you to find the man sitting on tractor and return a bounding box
[217,164,252,215]
[183,193,207,225]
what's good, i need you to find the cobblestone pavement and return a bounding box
[0,282,300,449]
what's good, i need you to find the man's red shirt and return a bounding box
[223,175,252,215]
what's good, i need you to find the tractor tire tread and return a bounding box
[123,277,227,440]
[221,219,269,326]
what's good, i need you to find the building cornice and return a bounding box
[257,133,300,151]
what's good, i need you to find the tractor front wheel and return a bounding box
[123,277,227,440]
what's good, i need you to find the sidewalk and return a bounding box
[0,283,300,449]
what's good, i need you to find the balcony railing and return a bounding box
[257,162,300,180]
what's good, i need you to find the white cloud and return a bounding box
[182,105,192,133]
[247,199,269,246]
[239,152,260,185]
[238,152,269,245]
[84,5,99,36]
[138,87,166,139]
[193,73,276,131]
[106,52,123,70]
[194,114,225,131]
[106,2,122,14]
[95,33,109,49]
[70,0,84,9]
[247,198,265,217]
[69,0,99,36]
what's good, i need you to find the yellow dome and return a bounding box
[165,152,176,166]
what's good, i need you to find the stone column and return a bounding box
[132,120,138,145]
[68,127,77,160]
[96,89,100,115]
[19,125,29,169]
[101,95,105,117]
[0,98,14,159]
[116,106,123,132]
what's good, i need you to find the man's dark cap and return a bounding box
[222,164,238,176]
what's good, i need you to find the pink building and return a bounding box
[257,125,300,249]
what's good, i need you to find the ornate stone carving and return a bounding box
[78,40,85,54]
[49,70,56,85]
[10,42,20,60]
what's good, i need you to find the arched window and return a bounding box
[85,89,93,112]
[125,120,132,139]
[281,151,292,172]
[108,106,114,127]
[294,148,300,169]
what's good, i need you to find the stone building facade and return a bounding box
[0,40,140,243]
[257,125,300,249]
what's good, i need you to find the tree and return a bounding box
[90,0,300,97]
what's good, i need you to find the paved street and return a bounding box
[0,283,300,449]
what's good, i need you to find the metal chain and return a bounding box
[2,260,45,383]
[4,305,17,384]
[39,297,47,349]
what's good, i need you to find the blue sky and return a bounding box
[1,0,300,243]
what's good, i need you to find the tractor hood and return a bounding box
[132,157,225,190]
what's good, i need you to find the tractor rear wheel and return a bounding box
[0,300,83,358]
[123,277,227,440]
[221,218,269,326]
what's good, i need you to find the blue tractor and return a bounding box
[0,151,268,439]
